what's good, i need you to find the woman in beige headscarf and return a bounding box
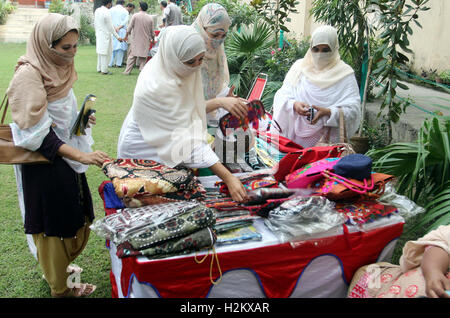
[192,3,249,125]
[6,13,109,297]
[270,25,361,148]
[117,25,248,203]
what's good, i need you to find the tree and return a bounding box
[250,0,299,43]
[310,0,430,143]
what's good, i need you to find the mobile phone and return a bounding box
[307,106,315,123]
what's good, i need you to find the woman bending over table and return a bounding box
[117,25,248,203]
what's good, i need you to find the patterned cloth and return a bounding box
[116,227,216,259]
[348,262,450,298]
[334,200,398,225]
[102,159,206,207]
[219,100,266,136]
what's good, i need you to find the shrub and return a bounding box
[49,0,74,16]
[0,0,15,25]
[79,13,96,45]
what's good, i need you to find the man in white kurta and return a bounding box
[94,0,122,74]
[108,0,129,68]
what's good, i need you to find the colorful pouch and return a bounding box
[285,157,341,189]
[219,100,266,136]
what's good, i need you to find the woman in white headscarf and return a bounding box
[117,25,248,203]
[192,3,248,125]
[270,25,361,148]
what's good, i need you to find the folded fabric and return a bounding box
[214,220,254,233]
[116,227,216,259]
[126,203,215,251]
[216,225,262,246]
[102,159,206,207]
[103,181,126,209]
[334,200,398,225]
[90,200,212,245]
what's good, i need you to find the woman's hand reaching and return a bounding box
[79,150,110,168]
[224,174,249,203]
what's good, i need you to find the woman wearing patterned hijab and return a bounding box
[192,3,249,124]
[6,13,109,297]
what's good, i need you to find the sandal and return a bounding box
[52,283,97,298]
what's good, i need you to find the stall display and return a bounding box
[93,139,420,298]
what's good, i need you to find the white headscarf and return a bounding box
[132,25,207,168]
[192,3,231,100]
[284,25,354,89]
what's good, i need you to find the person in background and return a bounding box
[117,25,248,203]
[94,0,123,75]
[270,25,361,148]
[160,0,182,27]
[122,1,155,75]
[109,0,129,68]
[6,13,110,297]
[348,225,450,298]
[125,2,135,15]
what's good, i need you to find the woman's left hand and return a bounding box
[87,114,96,128]
[311,105,331,125]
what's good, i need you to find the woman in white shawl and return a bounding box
[270,25,361,148]
[117,25,248,203]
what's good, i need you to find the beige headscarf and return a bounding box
[6,13,79,129]
[284,25,354,89]
[192,3,231,100]
[133,25,207,168]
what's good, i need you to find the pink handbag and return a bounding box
[285,157,341,189]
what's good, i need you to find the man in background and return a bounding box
[125,2,135,15]
[123,2,155,75]
[94,0,123,75]
[109,0,129,68]
[160,0,182,27]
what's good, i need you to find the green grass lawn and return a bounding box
[0,43,140,298]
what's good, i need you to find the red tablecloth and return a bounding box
[98,181,404,298]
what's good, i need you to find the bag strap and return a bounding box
[338,108,347,143]
[322,170,375,194]
[1,95,8,125]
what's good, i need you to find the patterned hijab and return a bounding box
[192,3,231,100]
[7,13,79,129]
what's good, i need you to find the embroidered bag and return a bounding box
[102,159,205,205]
[273,145,346,182]
[285,157,341,189]
[219,99,266,136]
[315,172,394,201]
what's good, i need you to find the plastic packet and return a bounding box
[377,182,425,220]
[264,196,345,244]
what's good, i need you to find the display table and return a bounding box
[106,214,404,298]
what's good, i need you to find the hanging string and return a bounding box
[195,246,223,285]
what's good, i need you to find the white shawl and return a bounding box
[132,25,208,168]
